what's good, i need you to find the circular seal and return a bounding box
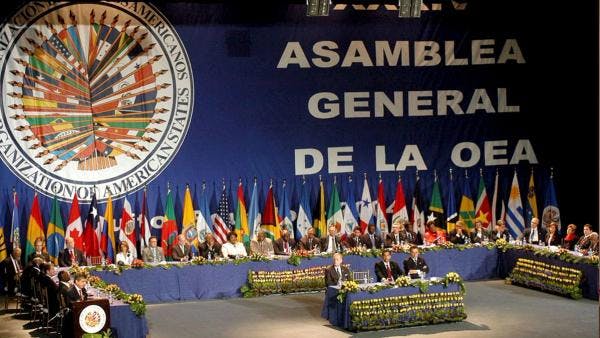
[0,2,193,202]
[78,304,107,333]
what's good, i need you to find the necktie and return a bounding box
[152,248,157,261]
[78,288,83,300]
[355,237,359,246]
[395,234,399,244]
[284,241,289,253]
[531,229,536,242]
[370,234,375,248]
[336,266,341,280]
[309,238,313,249]
[331,237,336,252]
[70,250,75,263]
[386,263,392,279]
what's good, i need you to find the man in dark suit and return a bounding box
[199,233,222,259]
[172,234,192,261]
[66,274,88,305]
[299,228,321,252]
[519,217,546,244]
[39,263,59,318]
[403,246,429,279]
[321,226,342,253]
[345,227,365,248]
[374,250,403,282]
[58,237,86,267]
[273,228,296,255]
[362,224,383,249]
[491,220,510,241]
[1,247,22,295]
[57,270,71,300]
[27,237,51,263]
[324,253,352,286]
[20,256,43,297]
[449,221,469,244]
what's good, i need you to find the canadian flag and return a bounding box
[65,194,84,251]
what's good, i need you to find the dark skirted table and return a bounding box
[92,247,498,303]
[321,283,466,331]
[499,248,599,300]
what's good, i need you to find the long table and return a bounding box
[87,288,149,338]
[92,247,498,303]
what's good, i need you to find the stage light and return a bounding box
[399,0,422,17]
[306,0,332,16]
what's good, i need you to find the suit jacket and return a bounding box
[562,235,579,251]
[491,229,510,241]
[250,238,274,256]
[449,230,469,244]
[361,232,384,249]
[1,256,21,295]
[299,237,321,251]
[403,256,429,277]
[19,264,41,296]
[199,242,222,259]
[39,273,59,316]
[273,238,296,255]
[374,260,403,281]
[324,265,352,286]
[172,243,192,261]
[66,285,87,305]
[544,232,561,246]
[470,230,490,244]
[321,236,343,253]
[28,252,50,263]
[142,246,166,263]
[345,235,365,248]
[520,227,547,244]
[576,234,598,250]
[58,248,87,267]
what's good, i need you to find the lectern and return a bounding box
[71,298,111,338]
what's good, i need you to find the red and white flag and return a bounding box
[119,197,138,258]
[376,178,388,235]
[66,194,84,251]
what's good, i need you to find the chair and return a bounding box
[55,293,70,334]
[3,279,21,311]
[353,271,370,284]
[88,256,103,266]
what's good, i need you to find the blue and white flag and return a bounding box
[295,181,313,240]
[506,172,525,239]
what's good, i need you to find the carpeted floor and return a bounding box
[1,280,598,337]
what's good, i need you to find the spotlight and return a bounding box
[399,0,422,17]
[306,0,332,16]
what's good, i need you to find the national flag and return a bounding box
[83,193,100,257]
[278,181,294,240]
[506,172,525,239]
[526,171,539,225]
[119,196,137,259]
[138,187,151,252]
[475,174,492,227]
[248,180,261,240]
[411,177,426,236]
[213,185,231,244]
[234,181,249,245]
[66,194,84,251]
[100,195,116,263]
[0,225,6,262]
[375,178,389,235]
[46,195,65,265]
[341,177,359,238]
[25,193,45,263]
[491,171,500,228]
[10,190,19,249]
[391,176,409,226]
[446,172,459,233]
[262,184,280,241]
[428,176,445,230]
[312,180,327,237]
[358,177,374,234]
[458,177,476,231]
[196,182,213,242]
[162,187,179,259]
[182,185,196,244]
[542,172,561,233]
[295,180,313,240]
[327,180,343,234]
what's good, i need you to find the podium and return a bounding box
[71,299,111,338]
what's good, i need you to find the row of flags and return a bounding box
[0,169,561,262]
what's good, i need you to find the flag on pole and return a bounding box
[182,185,197,246]
[196,182,213,242]
[248,180,261,240]
[66,194,84,251]
[376,177,389,236]
[234,181,250,245]
[475,173,492,228]
[100,194,116,263]
[119,196,137,259]
[446,171,458,232]
[0,224,6,262]
[342,177,359,238]
[213,184,231,244]
[327,179,343,234]
[10,190,19,249]
[262,184,281,240]
[83,193,100,257]
[428,174,445,230]
[526,170,539,225]
[506,171,525,239]
[162,187,179,259]
[391,176,409,226]
[312,179,326,237]
[358,176,374,234]
[458,175,476,231]
[411,176,426,236]
[25,193,45,263]
[491,170,499,228]
[542,171,561,232]
[278,180,294,240]
[46,195,65,265]
[296,179,313,240]
[139,187,151,253]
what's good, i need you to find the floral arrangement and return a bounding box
[86,277,146,316]
[190,256,206,264]
[395,276,411,287]
[104,284,121,293]
[69,266,91,278]
[241,265,337,297]
[349,291,466,331]
[507,258,583,299]
[337,280,360,302]
[131,259,145,269]
[87,276,101,284]
[249,253,270,262]
[287,250,312,266]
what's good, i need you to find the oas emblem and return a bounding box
[0,2,193,202]
[79,304,107,333]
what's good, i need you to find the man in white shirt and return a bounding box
[221,232,247,259]
[322,226,341,253]
[519,217,546,244]
[250,231,274,256]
